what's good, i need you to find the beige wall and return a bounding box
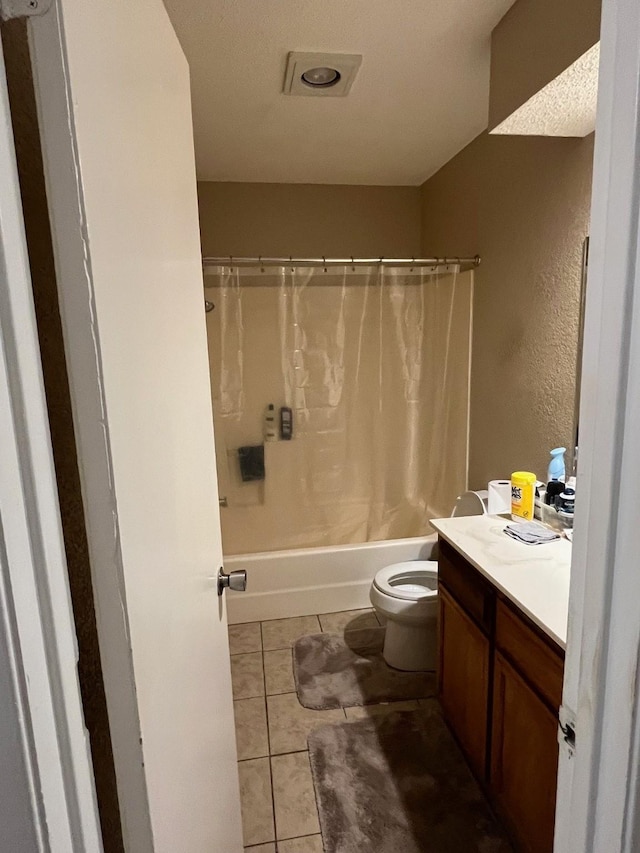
[489,0,601,129]
[197,181,422,258]
[421,131,594,489]
[200,131,595,513]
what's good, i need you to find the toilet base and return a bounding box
[382,619,437,672]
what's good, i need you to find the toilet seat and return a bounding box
[373,561,438,601]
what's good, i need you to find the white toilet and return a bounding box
[369,490,487,671]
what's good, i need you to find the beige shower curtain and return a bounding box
[206,265,472,554]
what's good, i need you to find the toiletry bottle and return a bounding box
[511,471,536,521]
[263,404,277,442]
[557,483,576,528]
[279,406,293,440]
[545,480,565,507]
[534,481,546,520]
[548,447,567,483]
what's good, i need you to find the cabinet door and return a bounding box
[439,586,491,780]
[491,651,559,853]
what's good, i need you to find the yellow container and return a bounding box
[511,471,536,521]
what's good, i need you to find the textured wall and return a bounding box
[421,131,594,488]
[489,0,601,129]
[1,19,123,852]
[198,181,422,258]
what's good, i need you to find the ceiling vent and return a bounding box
[283,52,362,97]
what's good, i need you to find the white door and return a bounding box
[26,1,243,851]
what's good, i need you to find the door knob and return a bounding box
[217,566,247,596]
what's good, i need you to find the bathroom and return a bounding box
[0,0,615,850]
[180,0,598,849]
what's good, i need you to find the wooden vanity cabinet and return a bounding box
[437,537,564,853]
[439,588,491,780]
[491,650,559,853]
[438,539,495,780]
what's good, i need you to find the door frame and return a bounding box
[0,33,102,852]
[554,0,640,850]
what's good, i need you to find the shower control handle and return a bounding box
[217,567,247,596]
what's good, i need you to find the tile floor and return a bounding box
[229,609,418,852]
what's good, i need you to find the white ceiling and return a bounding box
[163,0,516,186]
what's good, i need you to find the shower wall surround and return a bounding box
[206,266,472,555]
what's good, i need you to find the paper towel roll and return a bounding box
[488,479,512,515]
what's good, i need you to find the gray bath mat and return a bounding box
[293,627,436,710]
[308,702,514,853]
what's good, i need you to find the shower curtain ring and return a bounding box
[229,255,233,273]
[259,255,264,273]
[410,257,415,273]
[289,256,294,273]
[322,255,327,273]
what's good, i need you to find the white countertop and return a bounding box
[430,515,571,649]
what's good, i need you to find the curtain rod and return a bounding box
[202,255,480,270]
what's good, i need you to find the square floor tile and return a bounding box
[238,758,274,846]
[231,652,265,700]
[229,622,262,655]
[344,699,419,720]
[318,609,379,634]
[267,692,345,755]
[271,751,320,840]
[278,835,324,852]
[244,844,276,852]
[234,697,269,760]
[261,616,321,651]
[264,649,295,695]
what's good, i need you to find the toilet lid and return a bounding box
[373,561,438,601]
[451,490,487,518]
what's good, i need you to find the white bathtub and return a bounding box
[224,533,438,624]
